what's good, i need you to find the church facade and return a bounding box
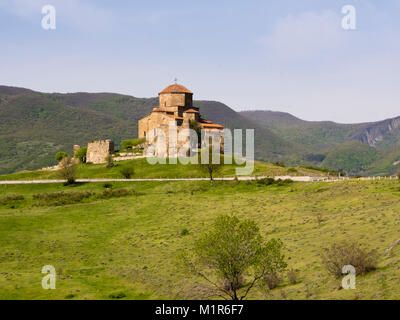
[138,83,224,157]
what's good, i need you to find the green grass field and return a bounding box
[0,158,325,181]
[1,177,400,300]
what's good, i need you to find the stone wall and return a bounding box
[86,140,114,164]
[159,92,192,108]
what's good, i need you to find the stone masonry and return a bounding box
[138,83,224,157]
[86,140,114,164]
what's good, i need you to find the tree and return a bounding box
[197,146,223,181]
[55,152,67,162]
[57,157,78,185]
[105,154,114,168]
[74,147,87,163]
[121,139,134,150]
[119,164,135,179]
[182,215,286,300]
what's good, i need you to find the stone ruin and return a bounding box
[86,140,114,164]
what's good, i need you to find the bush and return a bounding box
[97,188,133,199]
[119,165,135,179]
[257,177,275,186]
[33,191,93,206]
[103,183,113,189]
[108,292,126,299]
[287,268,298,285]
[261,272,283,290]
[105,155,114,168]
[121,138,146,150]
[321,240,378,278]
[55,152,67,162]
[0,194,24,206]
[180,228,190,236]
[257,178,293,186]
[275,179,293,186]
[287,168,298,173]
[33,188,138,206]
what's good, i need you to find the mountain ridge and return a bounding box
[0,85,399,175]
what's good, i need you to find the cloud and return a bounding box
[257,10,346,62]
[0,0,116,32]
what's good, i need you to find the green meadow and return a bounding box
[1,175,400,300]
[0,158,325,181]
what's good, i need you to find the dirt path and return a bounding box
[0,176,319,184]
[1,176,392,185]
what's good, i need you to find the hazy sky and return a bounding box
[1,0,399,123]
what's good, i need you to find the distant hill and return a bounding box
[0,86,297,174]
[1,85,399,176]
[241,110,400,175]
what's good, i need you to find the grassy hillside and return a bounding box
[240,110,363,148]
[321,141,379,175]
[0,158,325,181]
[1,178,400,299]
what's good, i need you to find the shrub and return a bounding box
[97,188,133,199]
[287,268,298,285]
[121,138,146,150]
[287,168,298,173]
[108,292,126,299]
[119,165,135,179]
[321,240,378,278]
[261,272,283,290]
[257,178,293,186]
[257,177,275,186]
[33,191,93,206]
[275,179,293,186]
[103,183,113,189]
[57,157,78,185]
[55,151,67,162]
[105,155,114,168]
[0,194,24,206]
[180,228,190,236]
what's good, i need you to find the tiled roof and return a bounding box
[200,122,224,128]
[184,109,199,113]
[153,107,170,112]
[160,84,193,94]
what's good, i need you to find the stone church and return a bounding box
[138,83,224,156]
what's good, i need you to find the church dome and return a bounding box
[159,84,193,94]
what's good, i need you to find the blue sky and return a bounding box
[0,0,399,123]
